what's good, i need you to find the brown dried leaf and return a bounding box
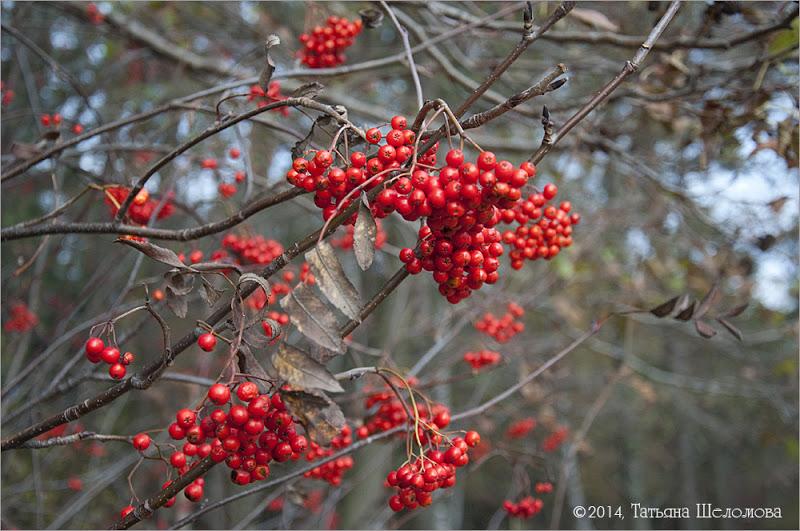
[305,241,361,320]
[570,7,620,31]
[716,318,743,342]
[116,239,188,270]
[165,271,195,296]
[272,343,343,393]
[674,301,695,321]
[199,277,224,307]
[237,343,274,386]
[11,142,43,161]
[694,320,718,339]
[695,281,720,319]
[259,35,280,92]
[723,303,749,318]
[353,197,377,271]
[649,295,679,318]
[280,283,344,354]
[164,287,188,318]
[282,389,345,446]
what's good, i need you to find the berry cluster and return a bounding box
[506,417,536,439]
[386,431,481,512]
[542,426,568,452]
[534,481,554,494]
[500,187,580,268]
[40,113,62,128]
[85,337,135,379]
[474,302,525,343]
[304,425,355,485]
[86,2,104,24]
[358,386,451,438]
[156,383,308,502]
[503,496,544,518]
[299,16,363,68]
[248,82,289,115]
[3,302,38,332]
[463,349,501,371]
[1,81,14,106]
[198,149,247,198]
[104,186,175,225]
[221,233,284,266]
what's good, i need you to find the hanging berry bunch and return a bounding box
[463,349,501,371]
[299,16,363,68]
[304,425,355,485]
[84,336,135,380]
[356,377,451,438]
[474,302,525,343]
[3,302,38,332]
[104,186,174,225]
[503,496,544,518]
[140,383,310,505]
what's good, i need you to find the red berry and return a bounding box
[108,363,126,379]
[390,116,407,130]
[85,337,104,361]
[176,408,196,429]
[197,333,217,352]
[464,431,481,447]
[120,505,134,518]
[100,347,120,364]
[237,382,259,402]
[132,433,151,451]
[208,383,231,405]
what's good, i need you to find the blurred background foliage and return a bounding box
[1,1,798,529]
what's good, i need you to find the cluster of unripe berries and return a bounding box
[303,425,354,485]
[248,82,289,115]
[3,302,37,332]
[155,382,308,499]
[503,496,544,518]
[474,302,525,343]
[463,349,501,371]
[386,431,481,512]
[104,186,174,225]
[500,188,580,268]
[84,337,135,380]
[358,387,451,439]
[298,16,363,68]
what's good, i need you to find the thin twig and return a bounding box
[381,1,424,109]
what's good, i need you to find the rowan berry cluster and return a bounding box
[221,233,284,266]
[386,431,481,512]
[1,81,14,106]
[503,496,544,518]
[40,113,62,127]
[104,186,174,225]
[3,302,38,332]
[150,383,308,504]
[304,425,355,485]
[500,186,580,268]
[534,481,554,494]
[299,16,363,68]
[248,82,289,115]
[357,387,451,438]
[542,426,568,452]
[474,302,525,343]
[463,349,501,371]
[506,417,536,439]
[84,337,135,379]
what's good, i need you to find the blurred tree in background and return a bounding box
[1,1,798,529]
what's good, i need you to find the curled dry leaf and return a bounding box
[116,239,188,270]
[353,196,377,271]
[259,34,280,92]
[649,295,680,317]
[199,277,224,307]
[716,317,743,342]
[305,241,361,320]
[694,319,718,339]
[282,389,346,446]
[272,343,343,393]
[694,281,720,319]
[280,283,344,354]
[674,301,695,321]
